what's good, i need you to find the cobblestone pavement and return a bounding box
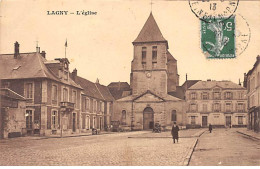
[189,128,260,166]
[0,129,201,166]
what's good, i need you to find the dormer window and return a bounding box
[64,71,68,81]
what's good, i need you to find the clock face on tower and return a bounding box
[146,72,151,78]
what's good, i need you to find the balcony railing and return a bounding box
[60,101,75,112]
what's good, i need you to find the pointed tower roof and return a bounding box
[133,12,168,44]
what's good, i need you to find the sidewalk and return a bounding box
[235,128,260,140]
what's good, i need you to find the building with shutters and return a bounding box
[0,42,114,138]
[185,80,247,128]
[246,56,260,132]
[112,13,186,130]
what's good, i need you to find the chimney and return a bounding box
[14,41,19,59]
[207,79,211,81]
[186,73,188,81]
[72,68,77,81]
[239,79,241,86]
[243,73,247,88]
[96,78,100,84]
[41,51,46,58]
[36,47,40,53]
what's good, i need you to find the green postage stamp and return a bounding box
[201,17,235,59]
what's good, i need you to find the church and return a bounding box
[112,13,186,130]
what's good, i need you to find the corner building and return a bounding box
[113,13,186,130]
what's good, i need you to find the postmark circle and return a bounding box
[189,0,239,23]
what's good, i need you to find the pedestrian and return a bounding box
[209,123,213,133]
[171,122,179,144]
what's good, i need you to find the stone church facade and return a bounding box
[112,13,186,130]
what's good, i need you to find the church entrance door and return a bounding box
[143,107,154,130]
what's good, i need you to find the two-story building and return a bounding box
[0,42,83,136]
[71,69,114,132]
[186,80,247,128]
[246,56,260,132]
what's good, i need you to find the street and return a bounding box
[189,128,260,166]
[0,129,201,166]
[0,128,259,166]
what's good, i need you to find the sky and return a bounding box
[0,0,260,86]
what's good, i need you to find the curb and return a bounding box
[236,131,260,140]
[182,138,198,166]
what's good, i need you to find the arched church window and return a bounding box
[121,110,126,125]
[171,110,177,122]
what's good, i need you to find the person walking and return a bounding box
[209,123,213,133]
[171,122,179,144]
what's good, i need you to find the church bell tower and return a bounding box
[130,13,179,97]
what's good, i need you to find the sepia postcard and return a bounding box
[0,0,259,166]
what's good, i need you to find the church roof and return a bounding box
[167,51,177,62]
[133,12,167,44]
[117,90,182,102]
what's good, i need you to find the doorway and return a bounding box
[226,116,231,127]
[143,107,154,130]
[202,116,208,127]
[72,113,76,132]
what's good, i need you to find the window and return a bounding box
[152,46,157,63]
[82,97,86,112]
[86,99,90,110]
[225,92,232,99]
[190,104,197,112]
[213,103,221,112]
[191,116,196,125]
[203,104,207,112]
[142,47,146,69]
[93,116,96,128]
[25,110,33,129]
[52,85,58,104]
[213,92,221,99]
[202,92,208,100]
[63,88,68,102]
[237,103,244,112]
[86,116,90,129]
[238,116,243,125]
[72,90,77,105]
[121,110,126,125]
[93,100,97,112]
[225,103,231,112]
[238,92,243,99]
[51,110,58,129]
[25,83,33,99]
[191,92,197,99]
[171,110,177,121]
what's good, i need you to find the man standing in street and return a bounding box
[171,122,179,144]
[209,123,213,133]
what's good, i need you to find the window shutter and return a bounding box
[219,104,221,112]
[231,103,233,112]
